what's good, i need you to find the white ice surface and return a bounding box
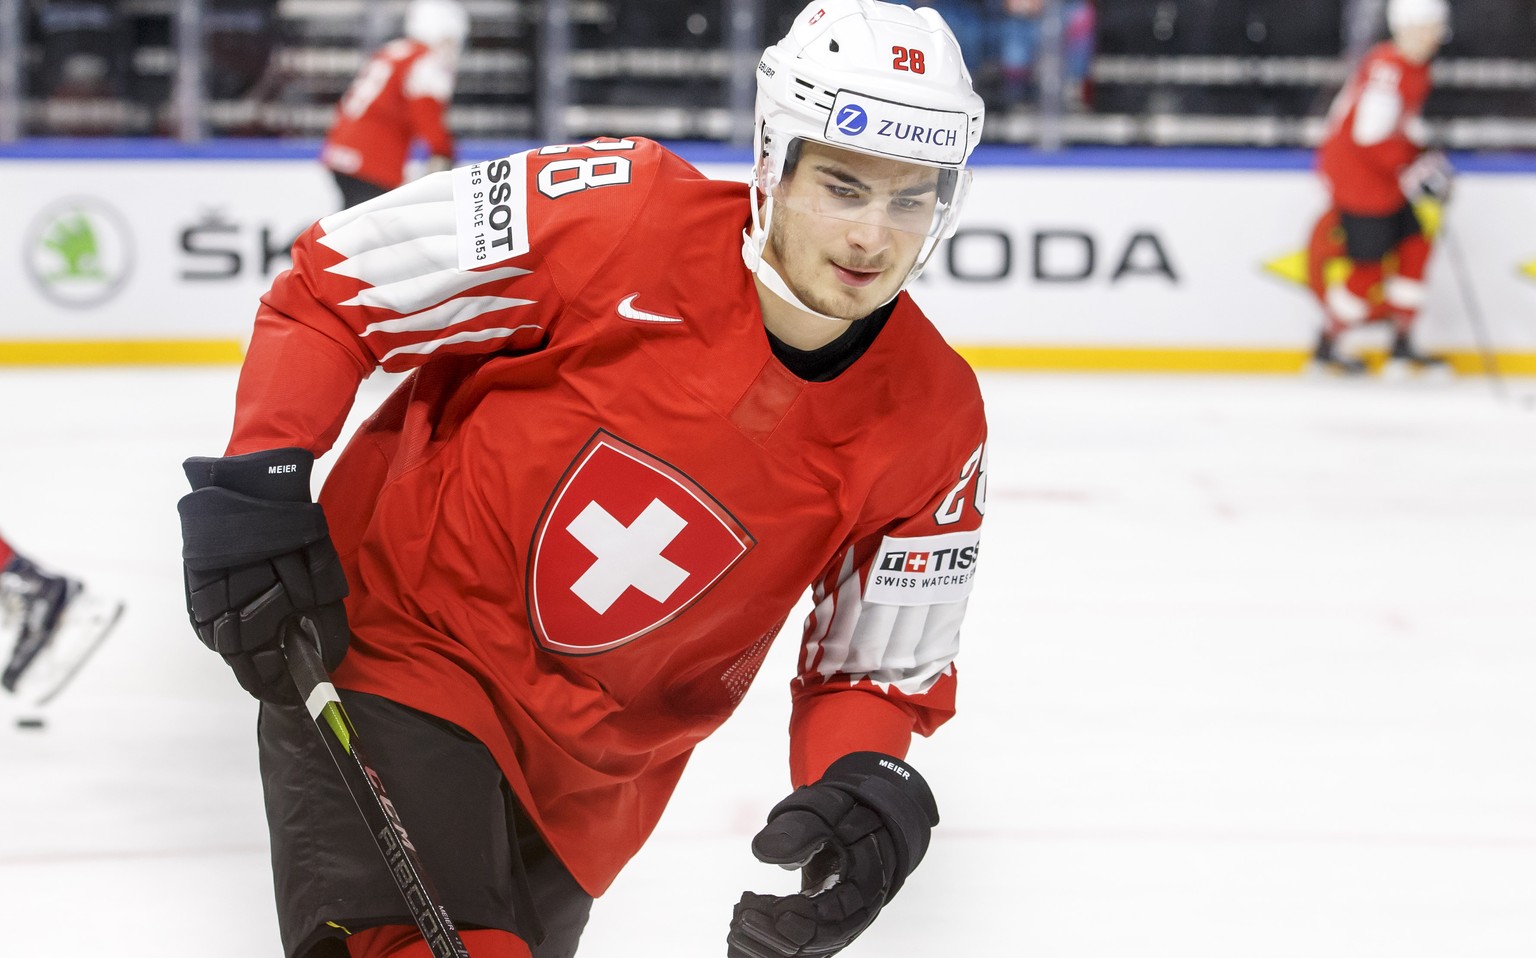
[1,368,1533,956]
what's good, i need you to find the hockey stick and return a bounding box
[1438,219,1506,401]
[282,617,472,958]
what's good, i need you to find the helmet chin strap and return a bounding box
[742,192,904,325]
[743,188,848,322]
[741,226,852,324]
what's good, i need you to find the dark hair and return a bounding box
[781,137,804,178]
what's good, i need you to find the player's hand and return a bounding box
[1400,150,1454,202]
[728,753,939,958]
[178,447,349,701]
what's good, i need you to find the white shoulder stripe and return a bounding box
[379,325,544,364]
[317,172,455,236]
[319,201,457,263]
[309,168,545,366]
[324,233,455,286]
[360,295,536,337]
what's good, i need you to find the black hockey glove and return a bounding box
[178,447,349,702]
[728,752,940,958]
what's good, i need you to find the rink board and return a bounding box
[2,141,1534,371]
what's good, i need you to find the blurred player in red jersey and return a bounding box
[0,530,123,705]
[320,0,469,209]
[179,2,988,957]
[1309,0,1451,376]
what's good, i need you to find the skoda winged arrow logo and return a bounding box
[25,197,134,307]
[835,104,868,135]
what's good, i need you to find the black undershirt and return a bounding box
[766,299,897,383]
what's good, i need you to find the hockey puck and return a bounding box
[15,717,46,730]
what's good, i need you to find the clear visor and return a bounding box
[764,138,971,243]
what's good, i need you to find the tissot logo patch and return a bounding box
[528,432,755,655]
[865,531,981,606]
[454,151,530,270]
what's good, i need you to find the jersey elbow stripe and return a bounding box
[810,553,866,674]
[358,295,537,336]
[912,598,967,665]
[348,280,534,322]
[812,591,964,690]
[377,324,544,364]
[854,659,954,697]
[342,265,533,313]
[801,552,854,674]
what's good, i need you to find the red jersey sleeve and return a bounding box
[228,138,672,456]
[788,428,988,784]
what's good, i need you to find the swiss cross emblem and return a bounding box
[527,431,755,655]
[904,552,930,573]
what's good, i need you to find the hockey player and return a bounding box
[0,531,123,705]
[178,2,987,957]
[319,0,469,209]
[1310,0,1451,376]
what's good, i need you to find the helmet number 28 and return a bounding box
[891,46,926,74]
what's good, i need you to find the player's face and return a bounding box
[1394,22,1446,63]
[765,142,939,321]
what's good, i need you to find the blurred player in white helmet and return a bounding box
[320,0,470,208]
[1310,0,1451,376]
[0,530,122,706]
[179,2,989,956]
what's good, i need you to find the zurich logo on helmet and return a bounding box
[835,104,868,135]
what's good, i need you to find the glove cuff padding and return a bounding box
[179,488,332,570]
[180,447,331,570]
[772,751,939,901]
[183,446,315,501]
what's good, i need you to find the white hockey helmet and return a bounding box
[746,0,985,304]
[405,0,470,50]
[1387,0,1449,34]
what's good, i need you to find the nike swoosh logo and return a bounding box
[617,294,684,325]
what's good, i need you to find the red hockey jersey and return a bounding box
[228,138,988,895]
[320,38,456,191]
[1317,42,1432,215]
